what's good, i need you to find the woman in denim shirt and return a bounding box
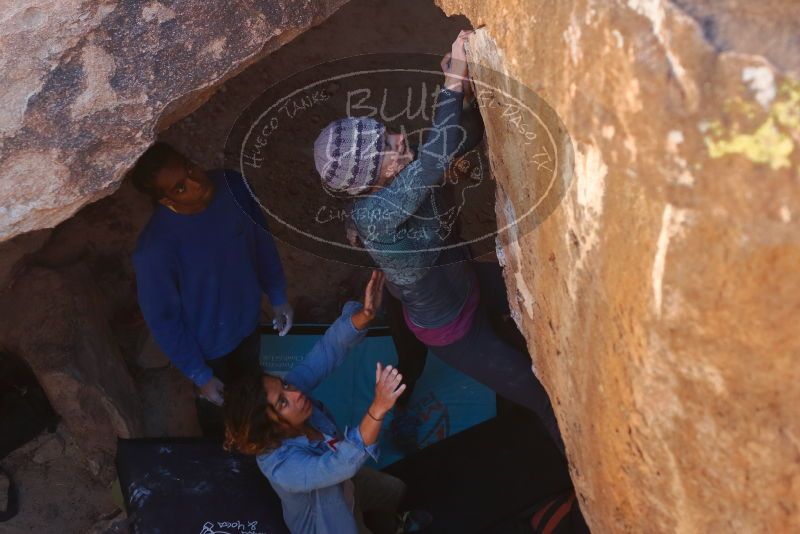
[224,272,413,534]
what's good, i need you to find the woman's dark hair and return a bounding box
[223,373,287,455]
[128,142,188,200]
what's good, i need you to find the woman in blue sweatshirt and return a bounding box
[131,143,293,435]
[312,32,564,454]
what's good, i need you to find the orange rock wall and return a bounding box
[434,0,800,531]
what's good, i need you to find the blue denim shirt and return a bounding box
[256,301,377,534]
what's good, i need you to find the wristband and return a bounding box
[367,410,384,422]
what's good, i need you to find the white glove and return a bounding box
[198,376,225,406]
[272,302,294,336]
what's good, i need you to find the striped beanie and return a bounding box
[314,117,385,195]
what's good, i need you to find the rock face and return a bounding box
[433,0,800,532]
[0,265,143,462]
[0,0,348,242]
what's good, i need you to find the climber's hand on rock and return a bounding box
[442,30,473,91]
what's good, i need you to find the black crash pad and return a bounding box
[117,407,571,534]
[117,438,289,534]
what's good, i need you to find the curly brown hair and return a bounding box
[223,373,288,456]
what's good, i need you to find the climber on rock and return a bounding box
[130,143,293,437]
[313,30,565,454]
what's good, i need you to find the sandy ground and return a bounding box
[1,1,493,532]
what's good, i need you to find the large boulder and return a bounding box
[433,0,799,532]
[0,0,348,242]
